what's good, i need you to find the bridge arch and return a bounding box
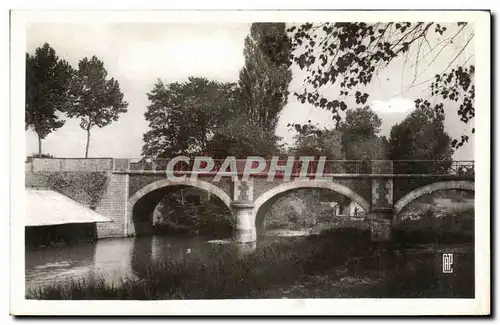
[253,180,370,228]
[126,178,232,236]
[393,180,474,219]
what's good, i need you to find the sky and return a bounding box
[25,22,475,160]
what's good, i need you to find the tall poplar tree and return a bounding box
[238,23,293,132]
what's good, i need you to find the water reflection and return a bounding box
[26,235,256,293]
[94,237,136,284]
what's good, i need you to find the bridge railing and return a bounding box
[127,158,474,176]
[129,158,368,174]
[392,160,475,176]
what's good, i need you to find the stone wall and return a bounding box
[96,173,129,238]
[29,158,114,172]
[25,171,50,188]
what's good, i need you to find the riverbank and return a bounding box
[27,227,474,300]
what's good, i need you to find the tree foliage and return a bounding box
[288,106,388,161]
[288,22,474,148]
[337,106,388,160]
[389,104,453,173]
[154,189,233,238]
[264,188,346,231]
[142,77,238,157]
[239,23,293,132]
[25,43,74,155]
[208,115,284,159]
[67,56,128,157]
[430,65,475,147]
[288,121,344,160]
[142,77,283,159]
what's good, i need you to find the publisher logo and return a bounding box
[443,253,453,273]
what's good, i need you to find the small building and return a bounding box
[25,189,112,248]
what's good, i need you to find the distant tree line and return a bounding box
[26,43,128,158]
[289,104,453,167]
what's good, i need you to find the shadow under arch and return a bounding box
[127,178,232,236]
[253,180,371,233]
[393,180,475,222]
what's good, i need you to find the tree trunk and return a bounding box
[85,128,91,158]
[37,134,42,156]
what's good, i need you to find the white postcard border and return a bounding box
[10,9,491,316]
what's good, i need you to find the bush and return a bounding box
[28,153,55,159]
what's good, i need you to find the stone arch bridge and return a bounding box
[25,158,474,243]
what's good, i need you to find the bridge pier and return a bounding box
[230,179,257,244]
[369,161,395,242]
[231,202,257,243]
